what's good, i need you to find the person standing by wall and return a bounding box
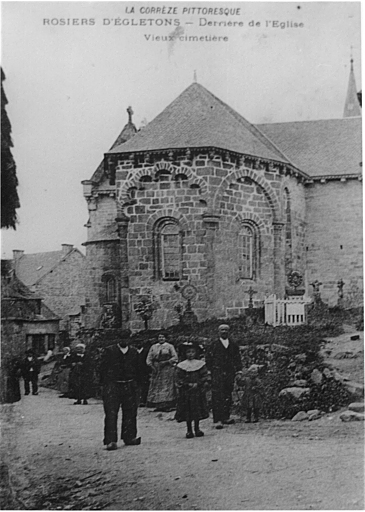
[21,350,41,396]
[240,364,264,423]
[68,344,91,405]
[146,333,178,412]
[100,337,141,451]
[55,346,72,398]
[205,324,242,429]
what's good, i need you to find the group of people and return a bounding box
[18,343,93,405]
[16,325,264,451]
[53,343,93,404]
[101,324,265,451]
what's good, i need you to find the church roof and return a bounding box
[343,59,362,118]
[91,115,137,183]
[107,83,293,165]
[258,117,362,178]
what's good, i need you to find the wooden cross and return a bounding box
[245,286,257,309]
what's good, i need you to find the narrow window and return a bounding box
[154,219,182,280]
[239,225,254,279]
[161,223,180,279]
[105,275,117,303]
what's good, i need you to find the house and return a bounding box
[12,244,86,337]
[81,64,362,331]
[1,259,60,354]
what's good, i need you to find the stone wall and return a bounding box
[305,179,363,306]
[94,152,306,330]
[84,240,122,329]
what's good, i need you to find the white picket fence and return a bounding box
[264,294,312,326]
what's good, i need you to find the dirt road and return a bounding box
[1,387,363,510]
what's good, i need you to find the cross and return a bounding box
[127,106,134,124]
[245,286,257,309]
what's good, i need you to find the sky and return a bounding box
[1,1,361,258]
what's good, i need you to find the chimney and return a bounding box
[13,250,24,277]
[61,244,73,256]
[13,250,24,260]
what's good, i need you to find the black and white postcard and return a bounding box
[1,2,363,510]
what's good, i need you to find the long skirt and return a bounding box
[57,367,70,394]
[147,365,176,409]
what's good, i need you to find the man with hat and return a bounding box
[22,349,41,396]
[100,336,141,451]
[205,324,242,429]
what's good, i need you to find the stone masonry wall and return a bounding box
[305,179,363,307]
[84,240,122,329]
[107,151,307,330]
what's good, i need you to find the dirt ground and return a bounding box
[1,384,364,511]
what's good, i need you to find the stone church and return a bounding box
[82,62,362,331]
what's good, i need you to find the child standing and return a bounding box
[175,342,209,438]
[241,364,264,423]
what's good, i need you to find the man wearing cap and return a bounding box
[100,336,141,451]
[205,324,242,429]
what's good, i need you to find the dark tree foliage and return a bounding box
[1,68,20,229]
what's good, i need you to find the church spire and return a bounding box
[343,57,361,117]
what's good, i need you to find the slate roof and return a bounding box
[91,121,137,183]
[84,225,120,244]
[107,83,293,165]
[1,272,59,321]
[1,272,41,300]
[15,248,84,286]
[258,117,362,178]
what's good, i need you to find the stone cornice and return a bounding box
[104,146,309,182]
[304,173,362,184]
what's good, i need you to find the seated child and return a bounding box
[175,342,209,438]
[240,364,264,423]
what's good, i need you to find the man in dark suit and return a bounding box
[22,350,41,396]
[205,324,242,429]
[100,337,141,451]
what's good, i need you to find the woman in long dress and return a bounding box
[55,347,72,397]
[146,334,178,412]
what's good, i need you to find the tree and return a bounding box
[1,68,20,229]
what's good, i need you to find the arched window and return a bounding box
[238,224,258,280]
[155,219,182,280]
[103,275,117,303]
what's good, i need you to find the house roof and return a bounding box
[1,271,59,321]
[15,248,84,286]
[107,83,293,165]
[258,117,362,178]
[1,272,41,300]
